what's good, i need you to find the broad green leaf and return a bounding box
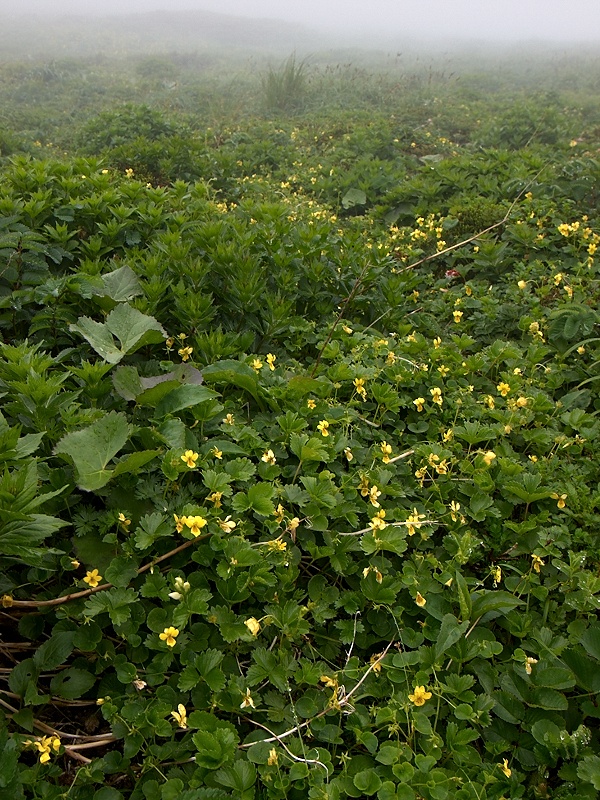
[100,265,143,302]
[50,667,96,699]
[471,590,523,620]
[342,188,367,209]
[70,303,165,364]
[434,614,470,659]
[33,631,75,670]
[54,412,131,490]
[154,384,220,418]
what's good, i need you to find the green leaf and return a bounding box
[527,687,568,710]
[342,188,367,209]
[50,667,96,699]
[434,614,470,659]
[454,570,472,621]
[353,769,382,795]
[70,303,166,364]
[154,384,220,418]
[100,265,143,302]
[578,755,600,790]
[232,483,274,516]
[33,631,75,670]
[471,590,523,620]
[202,360,265,406]
[54,412,132,490]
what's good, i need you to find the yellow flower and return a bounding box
[430,387,443,406]
[262,449,277,465]
[244,617,261,636]
[413,397,425,412]
[406,508,426,536]
[517,280,527,289]
[482,451,496,466]
[498,758,512,778]
[531,554,545,573]
[525,656,538,675]
[26,735,61,764]
[484,394,495,409]
[171,704,187,728]
[267,748,279,765]
[320,675,337,689]
[369,509,387,532]
[491,565,502,587]
[497,382,511,397]
[433,337,442,348]
[223,413,235,425]
[577,345,586,354]
[551,492,567,509]
[208,491,222,507]
[159,626,180,647]
[266,538,287,551]
[344,447,354,462]
[408,685,432,706]
[453,310,463,323]
[266,353,277,371]
[359,475,370,496]
[187,516,208,536]
[442,428,453,443]
[212,447,223,460]
[317,420,330,437]
[437,365,450,377]
[252,358,263,371]
[553,272,564,285]
[174,514,187,533]
[449,500,461,522]
[70,559,80,569]
[307,398,316,409]
[353,377,367,400]
[380,441,393,463]
[117,512,131,529]
[218,515,236,533]
[181,450,199,468]
[516,396,528,408]
[342,325,353,334]
[386,351,396,365]
[274,504,285,523]
[240,688,255,709]
[178,346,193,362]
[415,592,426,607]
[83,569,102,588]
[369,485,382,508]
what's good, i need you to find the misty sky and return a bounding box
[8,0,600,41]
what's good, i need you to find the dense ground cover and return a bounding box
[1,40,600,800]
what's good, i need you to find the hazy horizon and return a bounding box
[6,0,600,43]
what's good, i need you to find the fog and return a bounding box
[8,0,600,43]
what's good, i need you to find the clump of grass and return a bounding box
[261,53,308,113]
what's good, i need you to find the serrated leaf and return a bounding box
[33,631,75,670]
[70,303,165,364]
[100,265,143,302]
[54,412,131,490]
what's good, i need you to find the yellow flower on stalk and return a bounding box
[497,382,511,397]
[484,394,495,409]
[531,554,545,573]
[342,325,353,334]
[433,337,442,349]
[406,508,426,536]
[515,396,528,408]
[517,280,527,289]
[415,592,426,607]
[174,514,187,533]
[453,310,463,323]
[83,569,102,588]
[244,617,261,636]
[266,353,277,371]
[171,704,187,729]
[178,346,193,362]
[449,500,461,522]
[25,735,61,764]
[222,413,235,425]
[159,627,180,647]
[491,565,502,587]
[344,447,354,462]
[266,538,287,552]
[498,759,512,778]
[267,748,279,766]
[525,656,538,675]
[307,398,316,409]
[218,515,236,533]
[252,358,263,371]
[413,397,425,412]
[212,447,223,460]
[240,688,255,709]
[187,516,208,536]
[430,387,443,406]
[262,449,277,465]
[274,504,285,523]
[577,345,586,354]
[386,351,396,365]
[317,420,330,437]
[181,450,199,468]
[408,685,431,706]
[380,441,392,463]
[359,475,370,496]
[369,485,382,508]
[551,493,567,509]
[482,451,496,466]
[118,512,131,529]
[320,674,337,689]
[369,509,387,532]
[553,272,564,286]
[353,377,367,400]
[207,491,222,507]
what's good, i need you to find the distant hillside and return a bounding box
[0,8,319,61]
